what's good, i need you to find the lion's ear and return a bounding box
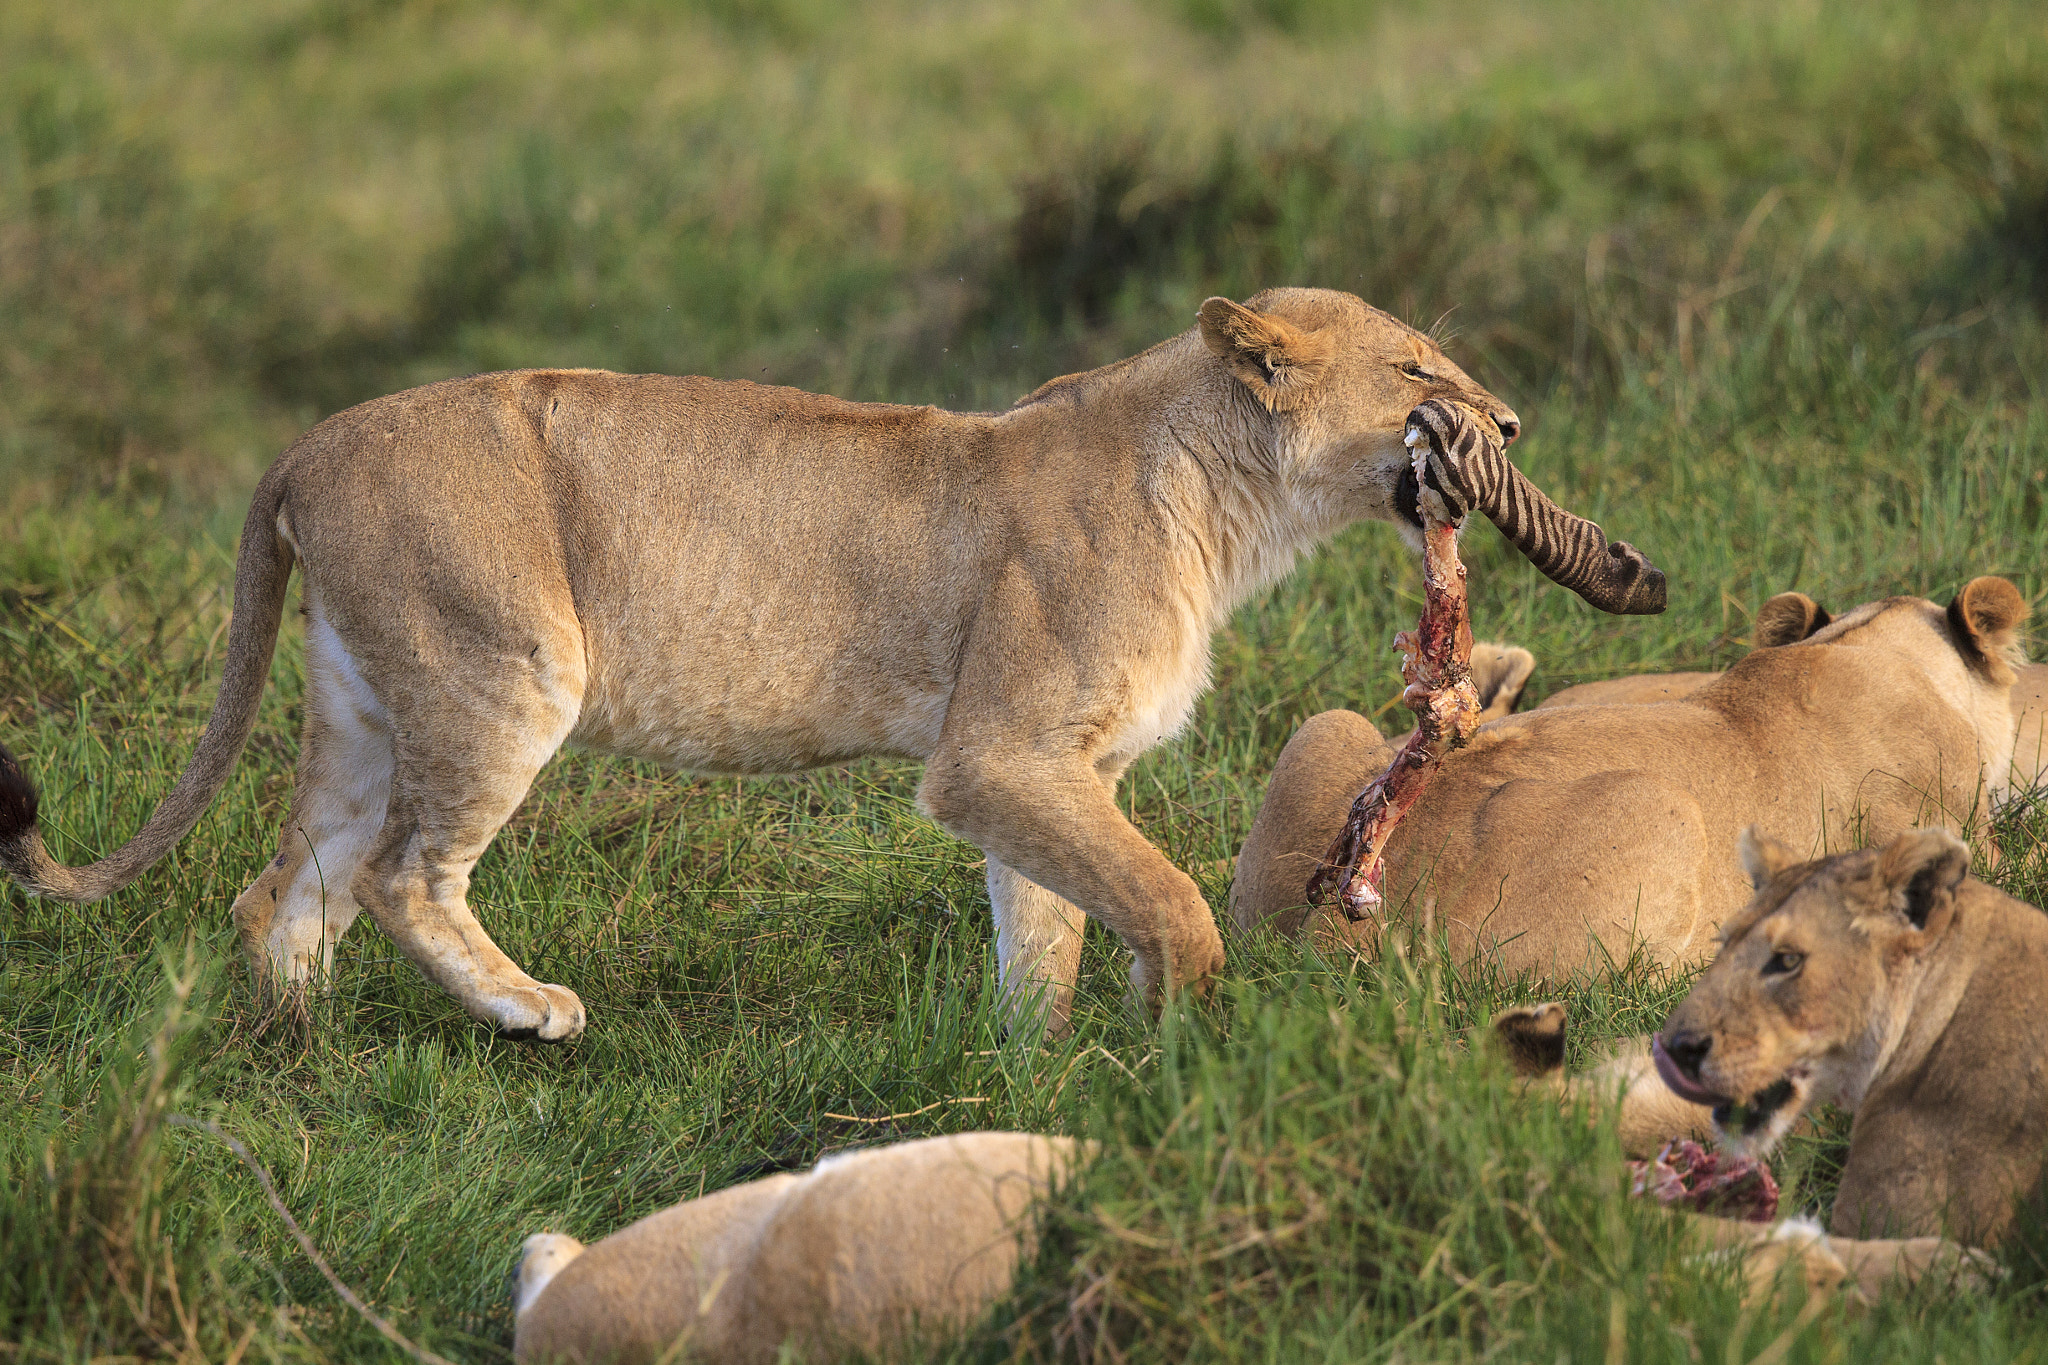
[1753,593,1831,648]
[1738,825,1802,891]
[1874,828,1970,933]
[1198,297,1334,411]
[1946,577,2030,685]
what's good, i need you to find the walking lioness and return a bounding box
[0,288,1662,1040]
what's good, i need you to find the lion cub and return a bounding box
[512,1132,1084,1364]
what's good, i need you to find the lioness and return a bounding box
[1491,998,1996,1300]
[1657,825,2048,1246]
[1232,579,2029,976]
[512,1132,1084,1364]
[1535,600,2048,792]
[0,289,1665,1040]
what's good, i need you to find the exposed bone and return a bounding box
[1305,406,1486,919]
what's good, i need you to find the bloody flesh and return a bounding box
[1628,1139,1781,1223]
[1306,416,1486,920]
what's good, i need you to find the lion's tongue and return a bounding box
[1651,1034,1728,1107]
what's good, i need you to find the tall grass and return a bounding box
[0,941,248,1356]
[3,0,2045,494]
[3,0,2047,1359]
[976,955,2048,1364]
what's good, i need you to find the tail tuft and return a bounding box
[0,743,42,887]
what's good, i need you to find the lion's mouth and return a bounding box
[1395,463,1424,529]
[1651,1034,1725,1107]
[1651,1037,1803,1139]
[1712,1078,1798,1141]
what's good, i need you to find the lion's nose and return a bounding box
[1664,1031,1711,1080]
[1494,411,1520,444]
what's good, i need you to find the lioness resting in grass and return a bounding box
[512,1132,1085,1364]
[1655,824,2048,1246]
[1232,578,2029,977]
[1536,610,2048,793]
[0,288,1667,1041]
[1490,997,1994,1302]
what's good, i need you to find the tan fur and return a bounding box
[0,288,1538,1041]
[1488,1004,1715,1158]
[2007,660,2048,791]
[1537,587,2047,792]
[1660,826,2048,1244]
[1233,581,2029,978]
[1687,1215,1997,1304]
[1466,642,1537,723]
[1489,1005,1996,1301]
[1549,661,2048,791]
[512,1132,1085,1364]
[1537,672,1724,710]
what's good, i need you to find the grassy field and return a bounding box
[4,0,2048,1359]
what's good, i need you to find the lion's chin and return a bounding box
[1709,1071,1812,1159]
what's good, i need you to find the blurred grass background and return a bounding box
[4,0,2048,1359]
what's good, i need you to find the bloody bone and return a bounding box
[1305,405,1488,920]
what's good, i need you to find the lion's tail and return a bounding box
[0,468,296,902]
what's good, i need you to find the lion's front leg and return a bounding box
[923,574,1227,1027]
[920,751,1223,1025]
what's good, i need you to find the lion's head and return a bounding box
[1191,290,1512,526]
[1653,825,1974,1157]
[1190,288,1662,614]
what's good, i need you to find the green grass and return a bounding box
[4,0,2048,1359]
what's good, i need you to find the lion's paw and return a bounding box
[1489,1001,1568,1079]
[488,983,587,1043]
[1125,921,1226,1014]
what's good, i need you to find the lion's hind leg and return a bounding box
[514,1233,586,1317]
[231,614,395,1001]
[347,642,588,1041]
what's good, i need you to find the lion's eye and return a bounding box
[1763,950,1805,977]
[1401,362,1434,381]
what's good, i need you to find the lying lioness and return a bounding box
[1657,824,2048,1245]
[1491,999,1995,1301]
[0,288,1668,1041]
[1536,597,2048,793]
[513,1132,1084,1364]
[1232,579,2029,976]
